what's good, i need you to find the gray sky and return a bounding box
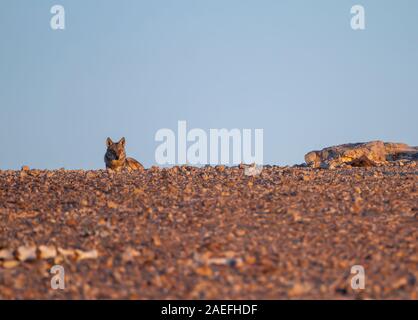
[1,0,417,169]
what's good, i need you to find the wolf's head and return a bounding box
[105,137,126,162]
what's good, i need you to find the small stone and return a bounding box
[287,208,303,222]
[57,248,76,258]
[235,229,246,236]
[392,277,408,289]
[289,283,311,297]
[75,249,99,261]
[21,165,30,171]
[152,235,162,247]
[133,188,145,196]
[245,256,257,265]
[244,164,263,176]
[54,255,64,264]
[16,246,37,262]
[0,249,14,260]
[38,245,57,259]
[2,260,20,269]
[195,265,213,277]
[121,247,140,262]
[107,201,118,209]
[302,175,311,181]
[207,257,243,268]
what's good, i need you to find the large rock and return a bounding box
[305,141,418,168]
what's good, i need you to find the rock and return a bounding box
[302,174,312,181]
[152,235,162,247]
[2,260,20,269]
[305,141,417,168]
[288,282,312,297]
[245,256,257,265]
[16,246,37,262]
[207,257,243,267]
[57,247,76,258]
[392,277,408,289]
[349,155,378,167]
[21,165,30,171]
[107,201,118,209]
[243,164,263,176]
[121,247,140,262]
[38,245,57,259]
[0,249,14,260]
[75,249,98,261]
[287,208,303,222]
[0,165,416,299]
[195,265,213,277]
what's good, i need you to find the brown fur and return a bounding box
[104,137,144,171]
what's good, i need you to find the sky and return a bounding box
[0,0,417,169]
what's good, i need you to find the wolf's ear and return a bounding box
[119,137,126,147]
[106,137,113,147]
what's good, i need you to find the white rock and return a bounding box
[75,249,98,261]
[38,245,57,259]
[0,249,14,260]
[16,246,37,262]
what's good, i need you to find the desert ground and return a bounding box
[0,163,417,299]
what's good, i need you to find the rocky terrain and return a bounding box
[305,141,418,169]
[305,140,418,169]
[0,162,417,299]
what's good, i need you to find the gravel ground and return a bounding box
[0,164,417,299]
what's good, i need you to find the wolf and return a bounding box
[104,137,144,171]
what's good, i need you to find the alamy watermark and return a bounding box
[50,265,65,290]
[351,5,366,30]
[50,5,65,30]
[350,265,365,290]
[155,121,263,174]
[49,5,365,31]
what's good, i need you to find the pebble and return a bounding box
[16,246,37,262]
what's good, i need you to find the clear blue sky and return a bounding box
[1,0,417,169]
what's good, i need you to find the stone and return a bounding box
[16,246,37,262]
[0,249,14,260]
[57,247,76,258]
[107,201,118,209]
[288,282,312,297]
[2,260,20,269]
[305,141,417,168]
[349,155,378,167]
[195,265,213,277]
[38,245,57,259]
[121,247,140,262]
[75,249,98,261]
[244,164,263,176]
